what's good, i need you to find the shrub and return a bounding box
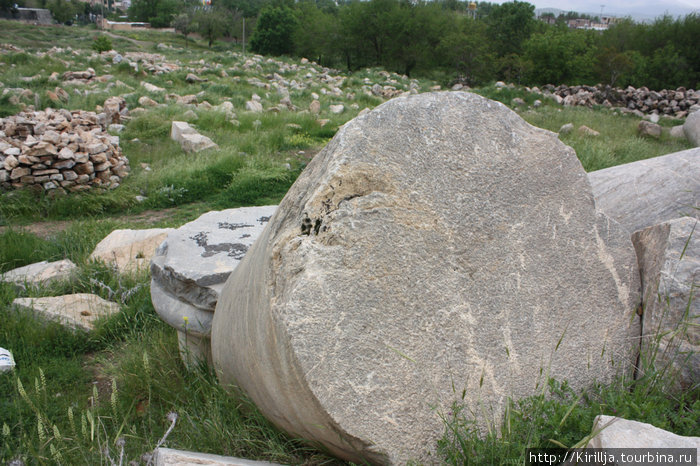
[91,35,113,53]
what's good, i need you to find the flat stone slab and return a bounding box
[153,448,281,466]
[589,148,700,234]
[150,206,276,311]
[150,206,276,365]
[587,415,700,450]
[212,92,641,464]
[1,259,77,289]
[632,217,699,391]
[90,228,172,274]
[171,121,218,153]
[13,293,121,331]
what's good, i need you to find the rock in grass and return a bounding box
[578,125,600,136]
[153,448,280,466]
[586,415,700,449]
[589,148,700,234]
[90,228,173,274]
[13,294,120,331]
[1,259,77,289]
[637,120,661,138]
[170,121,218,153]
[632,217,699,392]
[150,206,276,365]
[683,110,700,147]
[212,92,641,465]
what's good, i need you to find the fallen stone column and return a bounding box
[212,92,641,464]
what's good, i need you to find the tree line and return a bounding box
[18,0,692,90]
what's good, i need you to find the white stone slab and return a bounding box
[13,294,121,331]
[1,259,77,289]
[90,228,172,274]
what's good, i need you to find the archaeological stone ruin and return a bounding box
[211,92,642,464]
[150,206,276,365]
[0,98,130,193]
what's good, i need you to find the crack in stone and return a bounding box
[218,222,254,230]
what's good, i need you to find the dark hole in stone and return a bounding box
[80,310,91,316]
[314,218,322,235]
[258,216,271,225]
[301,217,312,236]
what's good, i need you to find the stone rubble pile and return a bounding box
[102,51,180,75]
[541,83,700,119]
[0,99,130,193]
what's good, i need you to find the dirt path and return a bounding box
[101,30,151,48]
[0,208,182,239]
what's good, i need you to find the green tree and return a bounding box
[128,0,179,27]
[438,16,495,85]
[192,7,233,48]
[48,0,78,23]
[485,1,536,57]
[172,12,193,47]
[293,0,340,66]
[594,47,634,87]
[250,5,297,56]
[523,27,597,85]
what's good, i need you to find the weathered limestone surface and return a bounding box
[153,448,280,466]
[589,148,700,234]
[632,217,699,391]
[150,206,275,363]
[90,228,172,274]
[1,259,77,289]
[587,415,700,450]
[212,92,641,465]
[13,294,120,331]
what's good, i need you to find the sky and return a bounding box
[489,0,700,21]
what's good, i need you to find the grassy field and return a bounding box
[0,20,696,466]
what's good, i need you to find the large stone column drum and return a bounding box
[212,92,641,464]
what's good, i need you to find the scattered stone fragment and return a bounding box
[185,73,206,83]
[632,217,699,391]
[90,228,173,274]
[669,125,686,139]
[637,120,661,138]
[212,92,641,465]
[170,121,218,153]
[13,294,121,331]
[1,259,77,289]
[142,82,165,93]
[329,104,344,114]
[589,148,700,234]
[309,100,321,114]
[138,96,158,107]
[578,125,600,136]
[245,100,263,112]
[150,206,276,365]
[683,109,700,147]
[153,448,280,466]
[586,415,700,450]
[559,123,574,134]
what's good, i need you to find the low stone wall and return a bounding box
[0,100,130,193]
[541,83,700,119]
